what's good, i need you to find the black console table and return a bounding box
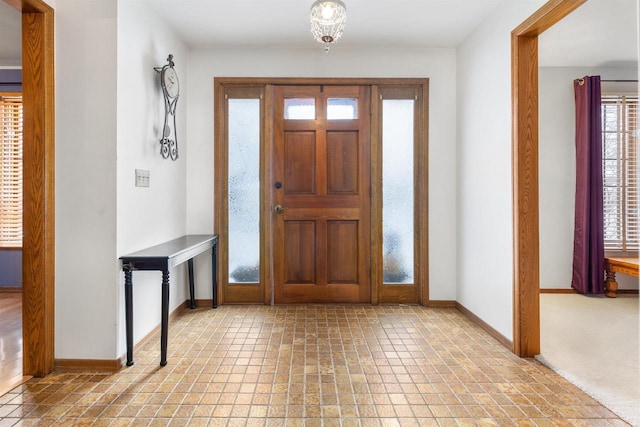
[120,234,218,366]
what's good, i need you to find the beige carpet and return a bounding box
[539,293,639,426]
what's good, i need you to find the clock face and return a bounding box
[162,67,179,98]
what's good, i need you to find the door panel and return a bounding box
[273,85,371,303]
[284,132,316,194]
[284,221,316,284]
[326,132,358,194]
[327,220,359,283]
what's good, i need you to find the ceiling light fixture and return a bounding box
[309,0,347,53]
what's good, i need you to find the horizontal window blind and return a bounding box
[602,94,638,252]
[0,95,23,248]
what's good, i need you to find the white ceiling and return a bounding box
[145,0,510,49]
[0,0,637,68]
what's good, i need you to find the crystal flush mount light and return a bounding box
[309,0,347,53]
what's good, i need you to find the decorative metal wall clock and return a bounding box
[154,54,180,160]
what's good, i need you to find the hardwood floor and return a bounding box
[0,292,26,395]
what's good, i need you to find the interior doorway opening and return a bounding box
[1,0,56,381]
[511,0,587,357]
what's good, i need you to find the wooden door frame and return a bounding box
[214,85,267,304]
[512,0,586,357]
[372,85,429,305]
[4,0,55,377]
[214,77,429,306]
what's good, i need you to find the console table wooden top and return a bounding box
[120,234,217,270]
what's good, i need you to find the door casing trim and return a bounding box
[511,0,586,357]
[3,0,56,377]
[214,77,429,306]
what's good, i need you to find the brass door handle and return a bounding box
[274,204,288,213]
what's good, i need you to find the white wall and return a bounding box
[456,1,545,340]
[116,1,190,358]
[55,0,190,361]
[55,0,118,359]
[539,65,639,290]
[185,47,458,301]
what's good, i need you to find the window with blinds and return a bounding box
[602,94,638,252]
[0,95,23,248]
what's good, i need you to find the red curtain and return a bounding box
[571,75,604,294]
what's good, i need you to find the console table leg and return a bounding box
[212,242,218,309]
[188,258,195,309]
[124,268,134,366]
[160,269,170,366]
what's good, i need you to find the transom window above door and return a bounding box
[283,96,359,120]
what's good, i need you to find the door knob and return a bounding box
[274,204,288,213]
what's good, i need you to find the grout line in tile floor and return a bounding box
[0,305,630,426]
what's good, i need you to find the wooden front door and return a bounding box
[272,85,371,303]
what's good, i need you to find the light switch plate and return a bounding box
[135,169,150,187]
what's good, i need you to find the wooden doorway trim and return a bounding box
[511,0,586,357]
[214,77,429,306]
[3,0,55,376]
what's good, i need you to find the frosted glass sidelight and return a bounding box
[228,99,260,283]
[284,98,315,120]
[382,99,414,284]
[327,98,358,120]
